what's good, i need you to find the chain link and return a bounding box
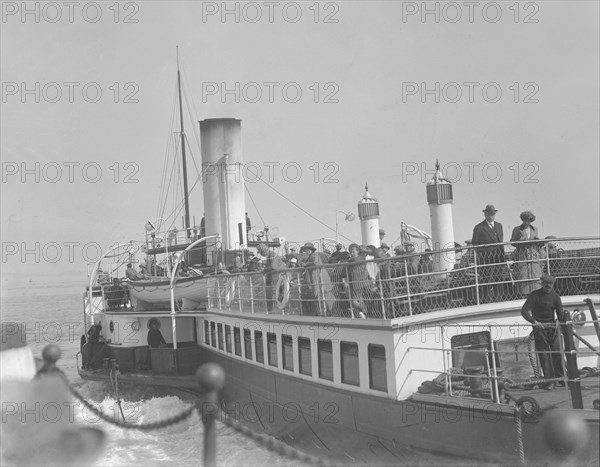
[35,365,329,465]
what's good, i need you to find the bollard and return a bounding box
[196,363,226,467]
[39,344,62,374]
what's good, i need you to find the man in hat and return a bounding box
[472,204,505,301]
[301,242,335,315]
[257,243,286,310]
[521,274,566,386]
[379,243,391,259]
[403,241,420,275]
[329,243,350,263]
[379,229,386,242]
[82,319,106,370]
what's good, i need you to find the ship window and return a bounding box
[318,339,333,381]
[341,341,359,386]
[255,331,264,363]
[225,325,232,353]
[267,333,278,367]
[450,331,496,370]
[210,322,216,348]
[234,327,241,356]
[204,320,210,344]
[217,323,224,350]
[282,335,293,371]
[368,344,387,391]
[298,337,312,376]
[244,329,253,360]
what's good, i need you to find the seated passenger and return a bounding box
[147,319,167,348]
[125,263,145,281]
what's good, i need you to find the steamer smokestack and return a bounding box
[200,118,247,261]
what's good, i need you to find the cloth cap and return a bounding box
[380,243,390,250]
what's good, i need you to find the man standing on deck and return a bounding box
[472,204,505,302]
[82,321,105,369]
[521,274,566,387]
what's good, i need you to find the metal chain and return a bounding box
[218,409,330,466]
[36,367,197,430]
[35,365,330,465]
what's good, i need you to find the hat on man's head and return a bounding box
[540,273,556,284]
[394,246,403,253]
[290,258,297,264]
[483,204,498,213]
[300,242,316,252]
[379,229,386,235]
[380,243,390,250]
[403,240,416,247]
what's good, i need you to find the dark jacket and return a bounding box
[472,220,505,264]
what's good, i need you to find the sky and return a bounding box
[1,0,599,288]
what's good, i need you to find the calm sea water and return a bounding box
[1,286,294,467]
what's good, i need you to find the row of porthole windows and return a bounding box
[204,320,387,392]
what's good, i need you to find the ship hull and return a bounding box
[80,345,600,466]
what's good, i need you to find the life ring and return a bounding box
[224,279,236,308]
[275,274,290,310]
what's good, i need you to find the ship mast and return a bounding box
[176,46,191,238]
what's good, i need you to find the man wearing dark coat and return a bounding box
[472,204,505,302]
[521,274,566,386]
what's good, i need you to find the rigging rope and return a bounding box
[255,177,356,244]
[245,185,267,228]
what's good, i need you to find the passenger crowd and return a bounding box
[207,204,567,318]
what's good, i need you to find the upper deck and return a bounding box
[206,237,600,318]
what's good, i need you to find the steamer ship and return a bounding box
[78,67,600,466]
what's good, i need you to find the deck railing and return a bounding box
[401,316,599,410]
[207,237,600,319]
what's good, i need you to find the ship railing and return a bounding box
[398,318,599,409]
[206,237,600,319]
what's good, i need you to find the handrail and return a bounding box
[206,237,600,320]
[87,242,135,329]
[170,235,220,350]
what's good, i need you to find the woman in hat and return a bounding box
[510,211,543,296]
